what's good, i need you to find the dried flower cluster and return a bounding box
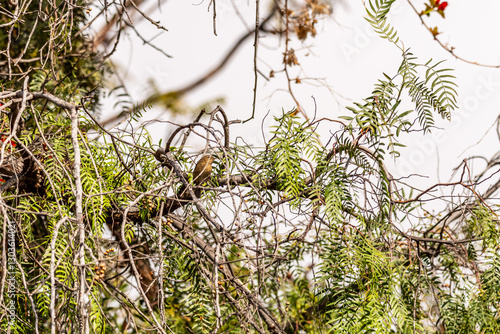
[289,0,332,41]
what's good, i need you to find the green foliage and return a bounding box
[343,51,458,158]
[0,1,101,97]
[258,111,321,206]
[318,235,419,333]
[401,53,458,127]
[365,0,399,45]
[356,0,458,159]
[323,174,346,224]
[465,204,499,249]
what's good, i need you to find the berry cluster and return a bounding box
[435,0,448,11]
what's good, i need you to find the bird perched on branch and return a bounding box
[154,149,215,185]
[163,155,215,212]
[192,155,215,185]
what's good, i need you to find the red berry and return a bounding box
[435,0,440,4]
[438,2,448,10]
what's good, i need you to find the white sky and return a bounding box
[98,0,500,192]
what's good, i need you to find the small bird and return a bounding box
[154,147,166,162]
[154,147,175,170]
[165,155,215,212]
[192,155,215,185]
